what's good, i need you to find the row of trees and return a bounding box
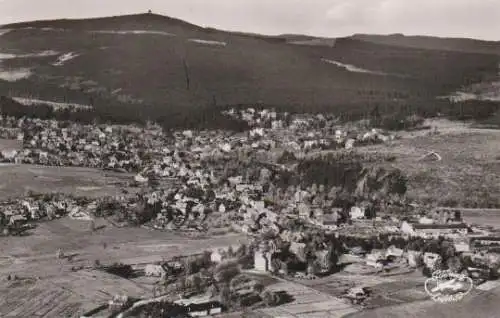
[0,95,251,132]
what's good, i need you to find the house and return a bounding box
[318,212,339,229]
[186,301,223,317]
[365,250,385,269]
[9,214,27,226]
[349,247,366,256]
[386,246,404,259]
[454,240,471,253]
[423,252,442,269]
[401,221,414,235]
[345,139,355,150]
[406,250,423,268]
[350,206,364,220]
[470,237,500,249]
[145,264,167,278]
[401,221,468,238]
[298,203,311,219]
[210,249,224,264]
[418,216,434,224]
[289,242,307,262]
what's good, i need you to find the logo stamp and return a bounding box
[424,270,474,303]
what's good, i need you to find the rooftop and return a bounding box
[411,223,468,230]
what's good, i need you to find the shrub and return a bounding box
[277,150,297,164]
[104,263,135,278]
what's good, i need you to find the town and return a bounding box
[1,96,500,318]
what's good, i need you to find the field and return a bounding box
[456,209,500,228]
[0,153,249,317]
[251,278,359,318]
[0,137,140,199]
[346,285,500,318]
[0,216,248,317]
[356,119,500,208]
[0,163,135,199]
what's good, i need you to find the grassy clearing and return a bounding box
[0,163,133,199]
[356,121,500,208]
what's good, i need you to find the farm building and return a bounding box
[186,301,223,317]
[144,264,167,278]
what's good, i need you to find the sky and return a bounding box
[0,0,499,40]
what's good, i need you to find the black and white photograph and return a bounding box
[0,1,499,317]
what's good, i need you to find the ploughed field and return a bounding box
[0,163,137,199]
[0,137,137,199]
[0,216,249,317]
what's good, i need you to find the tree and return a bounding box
[262,291,280,307]
[215,262,240,284]
[307,260,317,276]
[227,246,234,258]
[236,244,248,257]
[184,257,195,275]
[364,205,376,219]
[177,276,187,292]
[422,266,432,277]
[253,282,265,294]
[439,241,456,262]
[191,274,202,293]
[447,256,463,273]
[183,58,190,91]
[201,251,212,267]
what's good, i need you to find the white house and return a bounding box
[423,252,442,269]
[210,250,224,264]
[145,264,167,278]
[366,250,385,268]
[315,250,332,273]
[345,139,355,150]
[254,250,269,272]
[9,214,27,226]
[454,241,471,253]
[418,216,434,224]
[350,206,364,220]
[386,246,404,258]
[289,242,307,262]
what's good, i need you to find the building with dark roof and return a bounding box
[401,221,469,238]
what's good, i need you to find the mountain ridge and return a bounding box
[0,13,498,129]
[2,13,498,46]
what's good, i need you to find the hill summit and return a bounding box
[0,13,498,128]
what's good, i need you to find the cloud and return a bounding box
[0,0,498,40]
